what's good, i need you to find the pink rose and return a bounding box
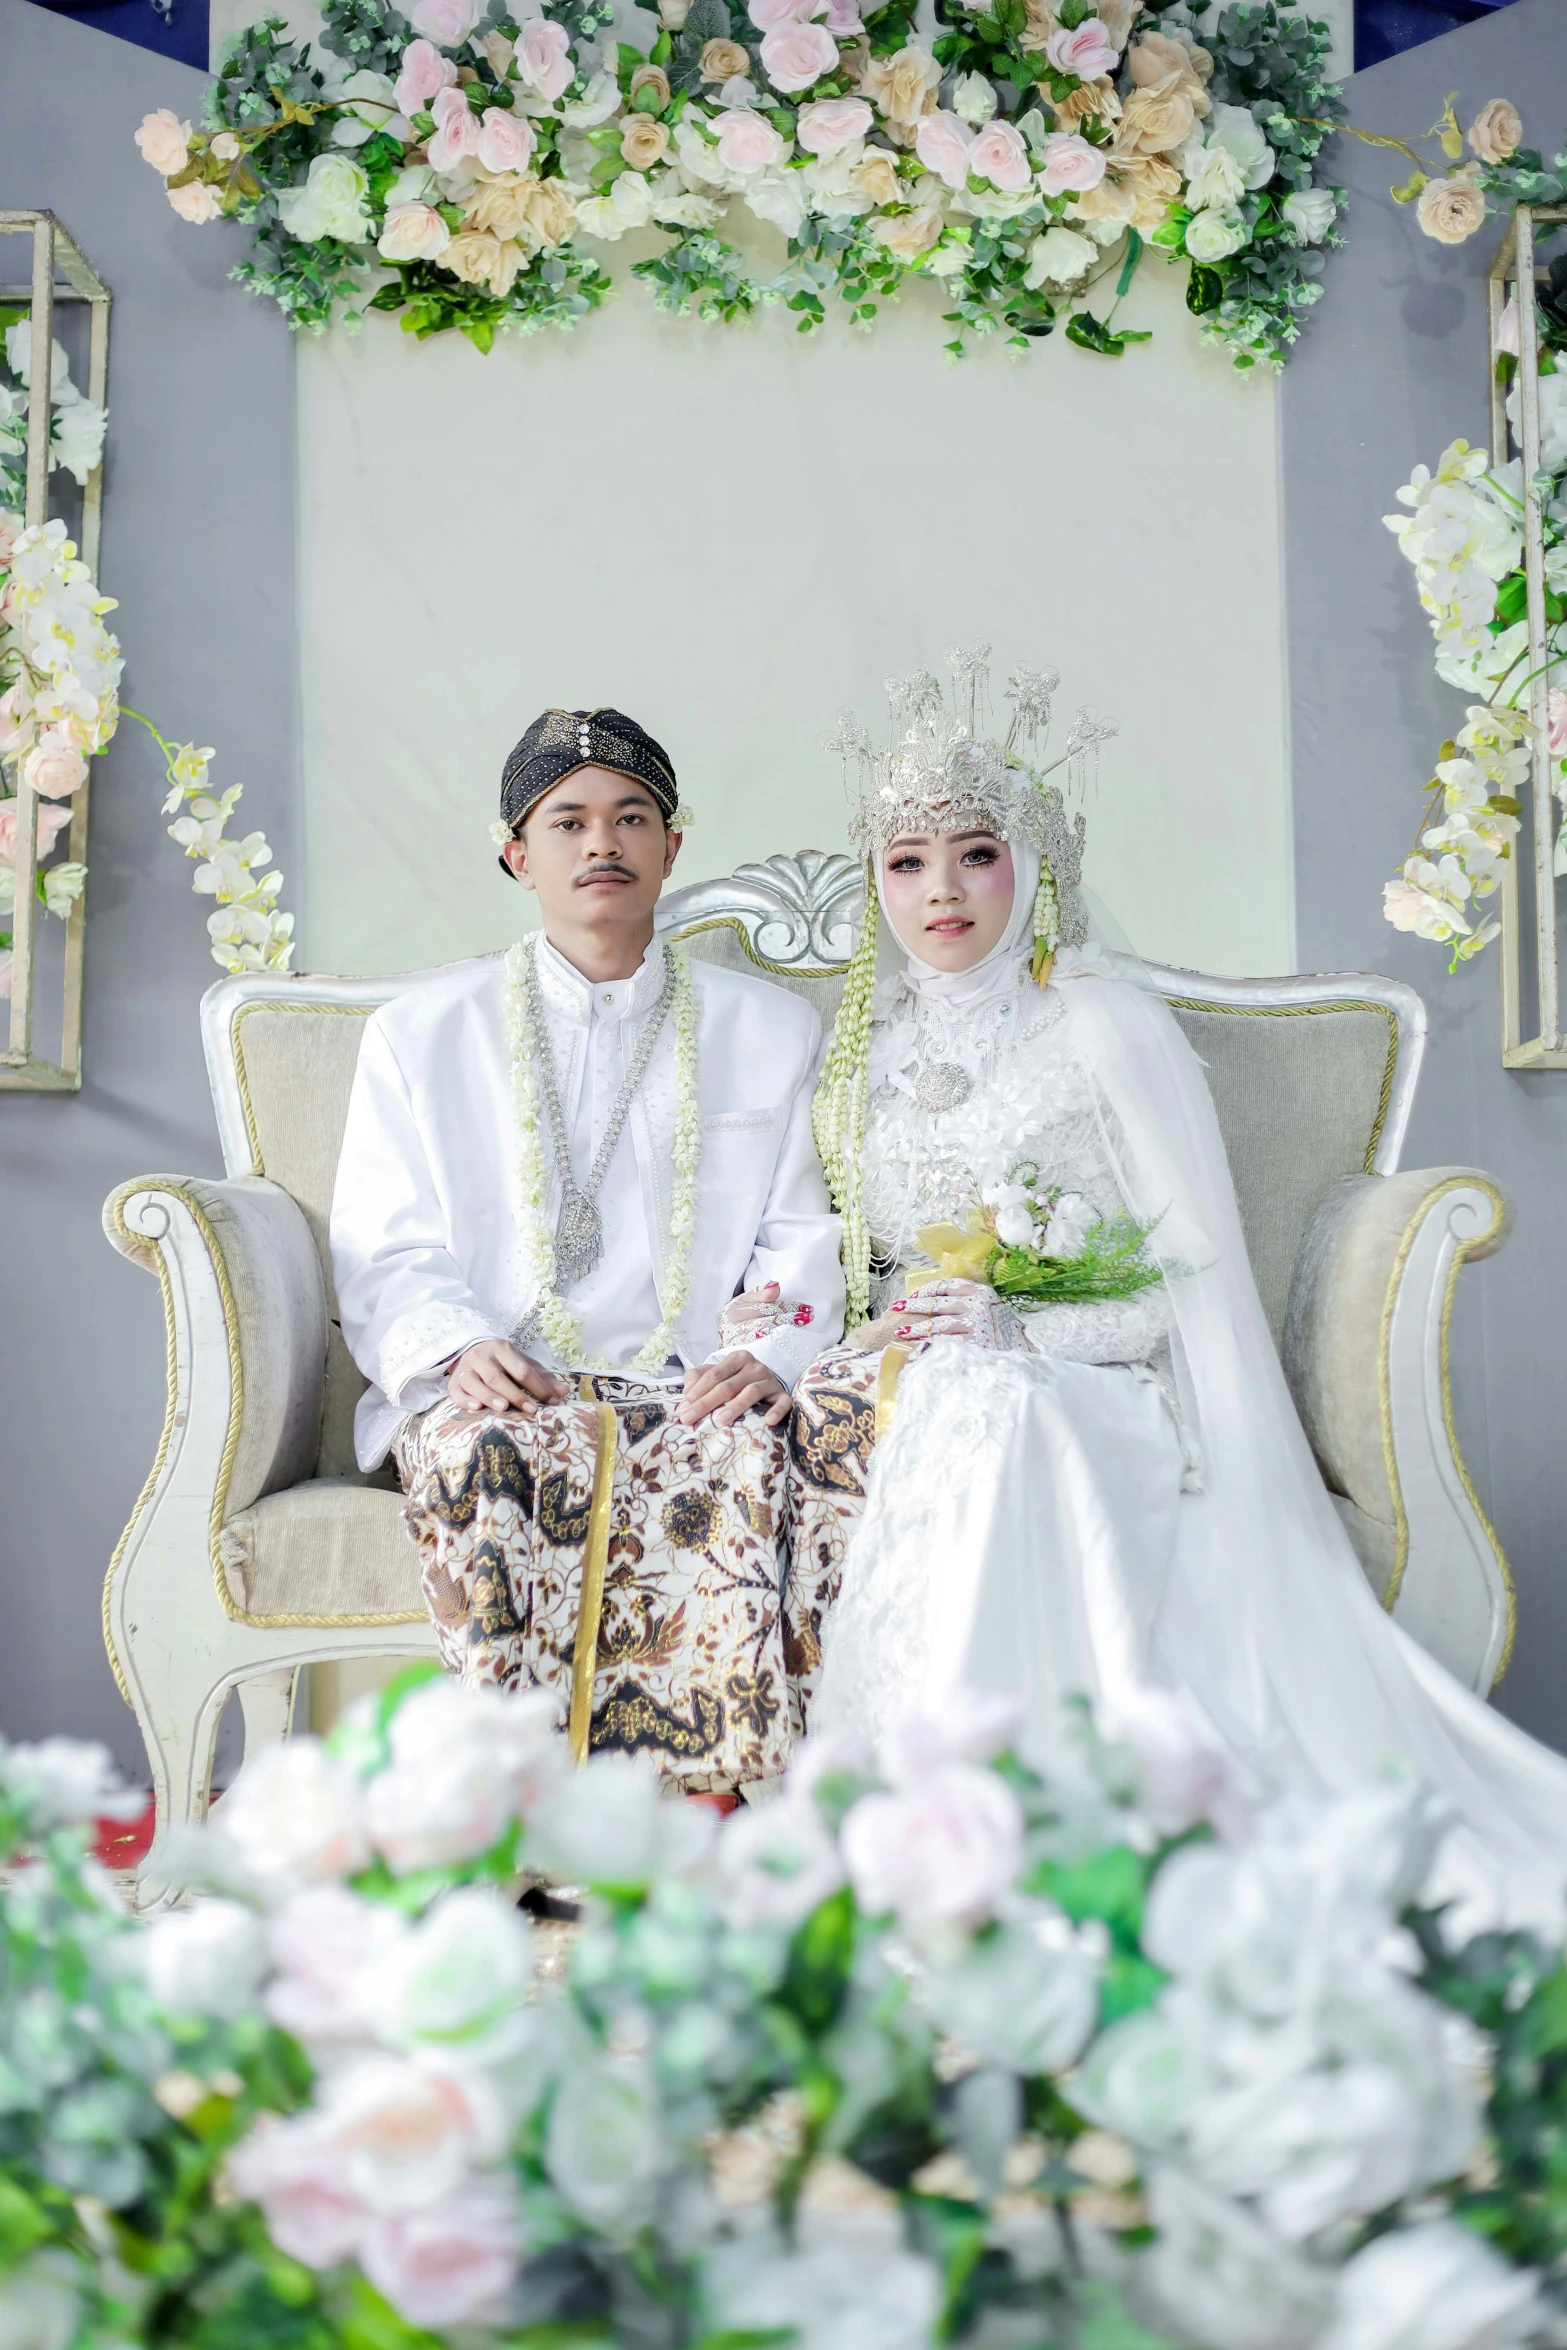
[514,17,574,100]
[23,732,88,799]
[0,683,22,751]
[968,116,1031,191]
[1549,687,1567,760]
[226,2115,372,2268]
[359,2175,524,2330]
[1044,16,1119,77]
[377,201,453,262]
[1036,127,1107,195]
[716,108,785,170]
[135,107,192,176]
[823,0,864,31]
[476,106,535,172]
[915,108,975,190]
[393,37,457,113]
[427,84,482,171]
[796,95,872,152]
[759,20,838,91]
[749,0,827,25]
[841,1762,1023,1928]
[266,1884,411,2048]
[168,180,223,224]
[0,514,19,568]
[0,799,72,867]
[406,0,484,44]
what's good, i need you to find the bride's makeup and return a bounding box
[881,828,1016,969]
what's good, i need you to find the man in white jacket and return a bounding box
[331,706,844,1801]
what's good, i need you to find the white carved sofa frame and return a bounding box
[103,851,1513,1905]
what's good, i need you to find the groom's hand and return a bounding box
[449,1339,570,1417]
[678,1351,791,1430]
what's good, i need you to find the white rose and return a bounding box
[276,152,372,243]
[922,1906,1101,2072]
[383,163,439,207]
[1184,139,1246,211]
[310,2052,511,2216]
[2,1736,140,1829]
[1205,100,1274,189]
[326,67,409,147]
[49,400,105,487]
[378,203,451,262]
[1322,2223,1538,2350]
[1073,2008,1215,2150]
[0,2250,86,2350]
[1141,2169,1332,2350]
[213,1736,370,1893]
[718,1791,846,1929]
[362,1887,537,2059]
[140,1897,268,2020]
[546,2055,665,2229]
[1185,207,1248,262]
[525,1751,714,1890]
[364,1680,563,1872]
[266,1882,410,2047]
[560,70,622,128]
[703,2227,942,2350]
[1100,1687,1249,1841]
[1040,1191,1098,1256]
[1023,225,1096,287]
[951,71,997,126]
[1283,186,1336,243]
[745,166,810,238]
[841,1762,1022,1929]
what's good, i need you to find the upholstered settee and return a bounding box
[103,852,1514,1904]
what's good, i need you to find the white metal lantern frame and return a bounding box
[0,210,110,1094]
[1489,203,1567,1071]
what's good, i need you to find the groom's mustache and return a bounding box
[575,863,635,887]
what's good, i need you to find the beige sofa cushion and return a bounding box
[218,1479,423,1622]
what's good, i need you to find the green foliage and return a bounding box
[988,1214,1164,1306]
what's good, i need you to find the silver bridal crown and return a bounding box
[828,645,1116,954]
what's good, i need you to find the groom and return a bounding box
[331,706,843,1798]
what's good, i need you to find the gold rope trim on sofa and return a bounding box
[569,1403,619,1764]
[1163,996,1401,1175]
[104,1179,426,1643]
[662,914,850,982]
[1376,1174,1513,1685]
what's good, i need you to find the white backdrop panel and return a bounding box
[297,260,1290,976]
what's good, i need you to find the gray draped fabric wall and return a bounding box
[1281,0,1567,1748]
[0,0,297,1769]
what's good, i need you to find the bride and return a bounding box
[783,648,1567,1929]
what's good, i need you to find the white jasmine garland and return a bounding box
[504,933,700,1374]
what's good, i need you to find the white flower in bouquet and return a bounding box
[575,167,666,239]
[308,2049,513,2212]
[1073,2007,1215,2150]
[362,1678,562,1873]
[983,1179,1040,1248]
[139,1896,268,2020]
[360,1885,538,2059]
[1507,370,1567,473]
[1023,226,1095,286]
[1320,2220,1540,2350]
[1140,2167,1332,2350]
[840,1760,1023,1931]
[0,2248,88,2350]
[266,1880,410,2047]
[1100,1686,1250,1843]
[211,1736,370,1893]
[745,166,810,238]
[1185,209,1248,263]
[952,70,997,126]
[702,2218,943,2350]
[922,1904,1102,2072]
[49,400,106,488]
[1205,102,1275,190]
[652,187,725,229]
[1184,139,1247,212]
[560,70,622,128]
[358,2171,525,2330]
[545,2051,667,2230]
[525,1750,715,1892]
[325,68,409,147]
[276,153,373,245]
[4,325,76,402]
[800,146,874,218]
[1,1736,142,1829]
[1040,1191,1098,1257]
[717,1788,847,1929]
[1283,186,1337,244]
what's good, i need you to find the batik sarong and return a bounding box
[783,1344,885,1733]
[397,1375,791,1790]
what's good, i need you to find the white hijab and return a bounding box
[874,840,1042,1009]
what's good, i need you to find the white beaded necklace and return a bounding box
[504,935,702,1375]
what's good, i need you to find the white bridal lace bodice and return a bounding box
[861,958,1171,1368]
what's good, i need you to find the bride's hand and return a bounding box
[886,1278,1024,1353]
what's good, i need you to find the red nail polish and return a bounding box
[896,1324,912,1338]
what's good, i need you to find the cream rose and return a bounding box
[1127,28,1211,86]
[700,36,751,79]
[867,200,944,257]
[168,180,224,224]
[620,115,672,168]
[1049,75,1120,130]
[1468,98,1522,166]
[378,201,453,261]
[850,147,901,203]
[135,108,192,175]
[630,62,673,109]
[1417,169,1487,246]
[861,45,941,128]
[464,171,531,239]
[440,228,525,295]
[760,21,838,92]
[1113,71,1199,156]
[796,94,872,153]
[521,175,575,247]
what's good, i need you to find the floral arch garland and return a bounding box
[136,0,1346,367]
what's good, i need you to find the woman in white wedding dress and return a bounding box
[783,650,1567,1931]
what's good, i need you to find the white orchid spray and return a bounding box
[3,1671,1565,2350]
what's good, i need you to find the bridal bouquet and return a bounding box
[916,1167,1164,1303]
[6,1668,1560,2350]
[129,0,1345,366]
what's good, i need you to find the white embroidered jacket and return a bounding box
[330,943,845,1468]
